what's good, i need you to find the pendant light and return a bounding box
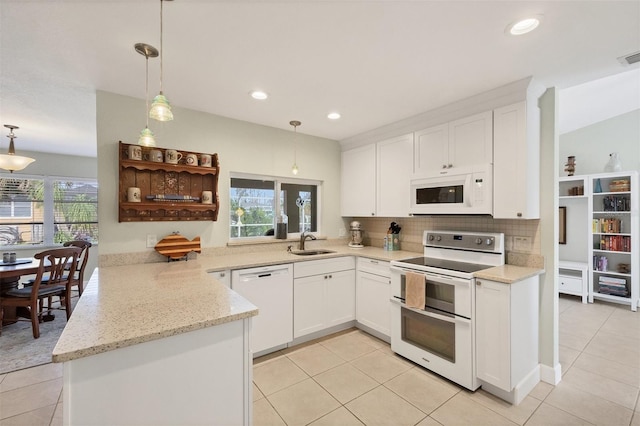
[149,0,174,122]
[290,120,301,175]
[0,125,35,173]
[135,43,159,147]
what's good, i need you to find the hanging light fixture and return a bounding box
[0,125,35,173]
[135,43,159,147]
[149,0,174,122]
[290,120,301,175]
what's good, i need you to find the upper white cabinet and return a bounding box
[376,134,414,217]
[493,101,540,219]
[414,111,493,175]
[341,144,376,216]
[342,134,413,217]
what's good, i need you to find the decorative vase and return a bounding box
[564,156,576,176]
[604,152,622,172]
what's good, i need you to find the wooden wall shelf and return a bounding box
[118,141,220,222]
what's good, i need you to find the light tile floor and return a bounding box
[1,295,639,425]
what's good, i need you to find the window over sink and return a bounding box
[229,173,320,240]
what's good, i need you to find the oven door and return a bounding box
[390,266,472,319]
[390,299,478,390]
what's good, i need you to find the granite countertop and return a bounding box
[53,243,542,363]
[52,261,258,363]
[197,245,420,272]
[475,264,545,284]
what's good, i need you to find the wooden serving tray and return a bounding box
[155,233,201,260]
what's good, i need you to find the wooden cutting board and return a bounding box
[155,233,201,260]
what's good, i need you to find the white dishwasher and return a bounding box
[232,264,293,355]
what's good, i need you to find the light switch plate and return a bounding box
[146,234,157,248]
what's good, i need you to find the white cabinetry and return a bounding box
[558,261,589,303]
[294,257,356,339]
[493,101,540,219]
[475,276,539,405]
[209,269,230,287]
[356,257,391,341]
[376,134,414,217]
[588,171,638,311]
[232,264,293,354]
[341,144,376,216]
[414,111,493,175]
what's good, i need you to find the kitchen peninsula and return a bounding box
[52,261,258,426]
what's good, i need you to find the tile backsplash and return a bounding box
[352,216,541,255]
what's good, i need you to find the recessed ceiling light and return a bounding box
[250,90,268,100]
[327,112,341,120]
[506,16,541,36]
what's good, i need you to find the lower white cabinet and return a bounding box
[294,257,355,339]
[209,269,230,287]
[475,276,540,404]
[356,257,391,338]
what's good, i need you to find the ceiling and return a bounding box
[1,1,639,158]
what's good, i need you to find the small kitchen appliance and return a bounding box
[390,230,504,390]
[348,221,364,248]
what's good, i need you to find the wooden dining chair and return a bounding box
[62,240,92,296]
[0,247,81,338]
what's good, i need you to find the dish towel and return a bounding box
[405,271,425,309]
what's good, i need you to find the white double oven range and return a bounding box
[390,230,505,390]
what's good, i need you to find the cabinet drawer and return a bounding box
[559,275,583,294]
[294,256,355,278]
[357,257,390,277]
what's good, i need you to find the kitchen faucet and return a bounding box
[299,231,316,250]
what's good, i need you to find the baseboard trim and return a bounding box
[540,362,562,385]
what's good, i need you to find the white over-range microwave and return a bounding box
[409,164,493,215]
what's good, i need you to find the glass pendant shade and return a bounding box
[149,92,173,121]
[292,163,299,175]
[290,120,301,175]
[138,126,156,147]
[1,125,35,173]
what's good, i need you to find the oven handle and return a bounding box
[390,298,466,324]
[390,265,470,287]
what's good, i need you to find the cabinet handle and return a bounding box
[448,164,453,168]
[370,260,378,264]
[329,274,332,279]
[476,280,482,286]
[442,164,447,169]
[371,212,375,216]
[517,212,523,217]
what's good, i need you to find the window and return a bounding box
[0,175,98,247]
[230,174,320,239]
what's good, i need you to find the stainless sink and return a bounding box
[290,249,336,256]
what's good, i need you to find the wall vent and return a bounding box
[618,51,640,66]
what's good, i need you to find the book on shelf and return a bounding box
[592,218,622,234]
[596,235,631,251]
[598,275,627,285]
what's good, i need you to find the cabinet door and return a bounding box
[326,270,356,327]
[376,134,414,217]
[448,111,493,169]
[414,124,449,174]
[493,102,540,219]
[356,271,391,337]
[475,279,511,390]
[341,144,376,216]
[294,274,327,338]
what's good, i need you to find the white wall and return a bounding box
[559,109,640,176]
[96,91,343,256]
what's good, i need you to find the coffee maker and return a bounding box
[348,221,364,248]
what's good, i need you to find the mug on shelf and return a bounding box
[202,191,213,204]
[127,145,142,161]
[127,187,141,203]
[165,149,182,164]
[200,154,212,167]
[185,153,198,166]
[146,149,163,162]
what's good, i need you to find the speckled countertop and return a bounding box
[53,244,542,363]
[52,261,258,363]
[474,264,545,284]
